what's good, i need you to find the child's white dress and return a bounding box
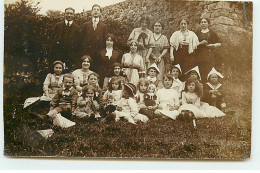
[136,91,145,109]
[171,78,185,98]
[115,97,149,124]
[179,92,225,118]
[156,88,180,119]
[103,90,122,106]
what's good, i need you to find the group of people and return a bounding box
[25,4,227,130]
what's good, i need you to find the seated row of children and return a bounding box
[45,63,226,127]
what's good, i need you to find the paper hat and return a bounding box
[207,67,224,80]
[172,64,182,74]
[185,66,201,80]
[147,63,160,73]
[124,83,137,95]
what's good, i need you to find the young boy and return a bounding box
[203,67,226,111]
[146,63,160,87]
[48,73,78,118]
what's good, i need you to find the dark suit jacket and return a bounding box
[81,20,108,57]
[97,49,122,85]
[49,21,80,66]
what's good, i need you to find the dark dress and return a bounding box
[195,30,220,83]
[97,49,122,87]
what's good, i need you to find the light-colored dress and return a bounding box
[156,88,180,119]
[171,78,185,99]
[103,90,122,106]
[170,30,199,73]
[148,34,170,81]
[121,53,145,86]
[43,73,64,98]
[179,92,225,118]
[115,97,149,124]
[128,27,153,71]
[135,90,145,109]
[72,69,93,87]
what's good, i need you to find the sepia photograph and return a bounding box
[3,0,252,160]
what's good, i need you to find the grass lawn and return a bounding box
[3,77,251,159]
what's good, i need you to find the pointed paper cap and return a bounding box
[185,66,201,80]
[173,64,182,74]
[207,67,224,80]
[147,63,160,73]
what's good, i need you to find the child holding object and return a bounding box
[74,85,101,119]
[203,67,226,111]
[139,84,158,119]
[47,73,78,128]
[135,78,149,109]
[154,74,180,119]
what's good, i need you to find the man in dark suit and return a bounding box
[81,4,108,73]
[49,7,80,72]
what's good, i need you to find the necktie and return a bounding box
[93,18,97,30]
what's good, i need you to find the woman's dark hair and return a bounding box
[140,15,150,26]
[81,55,92,62]
[105,33,117,43]
[108,76,122,92]
[178,18,190,26]
[184,77,202,97]
[82,85,96,97]
[153,21,165,30]
[200,18,210,24]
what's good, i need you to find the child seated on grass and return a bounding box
[203,67,226,112]
[104,83,149,124]
[139,84,158,119]
[154,74,180,119]
[74,85,101,120]
[47,73,78,128]
[135,78,149,109]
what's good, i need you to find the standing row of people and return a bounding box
[49,5,222,89]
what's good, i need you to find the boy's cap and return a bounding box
[147,63,160,73]
[185,66,201,80]
[124,83,137,95]
[207,67,224,80]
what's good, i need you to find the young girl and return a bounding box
[106,83,149,124]
[47,73,78,128]
[103,63,128,91]
[179,78,225,119]
[103,76,123,113]
[87,72,103,104]
[43,61,64,99]
[154,74,180,119]
[74,85,101,119]
[139,84,158,118]
[171,64,185,98]
[203,67,226,111]
[184,66,204,97]
[136,78,149,109]
[146,63,160,87]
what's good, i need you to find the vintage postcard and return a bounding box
[3,0,252,159]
